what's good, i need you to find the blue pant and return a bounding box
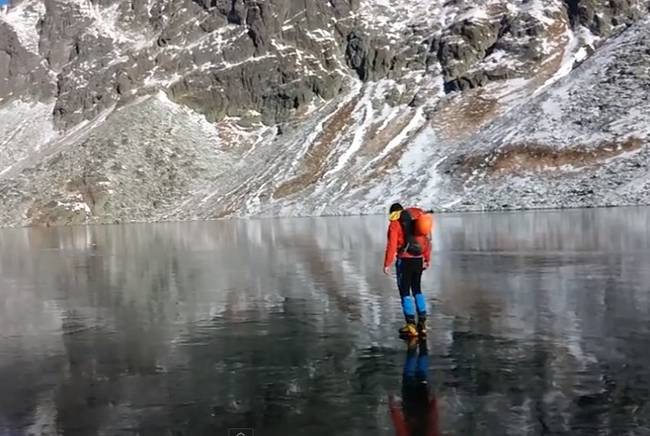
[396,258,427,323]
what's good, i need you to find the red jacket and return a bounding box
[389,395,440,436]
[384,208,432,268]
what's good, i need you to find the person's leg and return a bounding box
[411,258,427,333]
[397,259,417,330]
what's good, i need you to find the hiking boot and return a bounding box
[417,320,427,337]
[399,323,418,338]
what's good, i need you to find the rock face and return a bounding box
[0,19,52,100]
[437,17,650,211]
[1,0,650,226]
[9,0,358,128]
[564,0,647,35]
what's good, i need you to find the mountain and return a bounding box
[0,0,649,226]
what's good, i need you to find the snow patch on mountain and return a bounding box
[360,0,444,32]
[69,0,152,50]
[0,100,57,176]
[3,0,44,55]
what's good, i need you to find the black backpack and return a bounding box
[399,209,423,256]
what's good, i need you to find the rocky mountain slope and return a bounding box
[0,0,649,226]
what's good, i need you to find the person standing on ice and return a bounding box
[383,203,434,338]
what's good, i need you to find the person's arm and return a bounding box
[426,396,440,436]
[384,221,400,270]
[424,236,432,266]
[388,395,409,436]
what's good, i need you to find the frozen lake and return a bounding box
[1,208,650,435]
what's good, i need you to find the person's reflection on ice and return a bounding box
[389,339,440,436]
